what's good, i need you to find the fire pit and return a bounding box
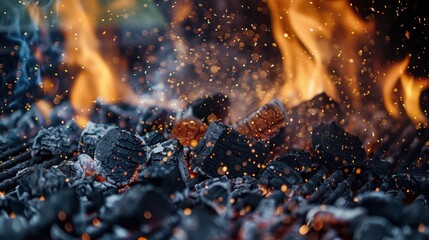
[1,0,429,239]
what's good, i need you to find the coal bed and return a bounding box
[1,0,429,239]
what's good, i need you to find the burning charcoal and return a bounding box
[138,164,187,200]
[311,121,366,169]
[76,154,101,177]
[258,160,302,194]
[353,217,402,240]
[300,166,329,196]
[323,174,357,204]
[234,99,286,141]
[78,122,115,156]
[32,121,81,157]
[94,128,148,186]
[102,185,178,232]
[171,119,208,147]
[140,131,166,146]
[17,167,68,201]
[231,176,260,198]
[91,101,140,131]
[199,180,231,215]
[136,106,176,135]
[354,192,403,225]
[56,160,84,180]
[173,205,229,240]
[182,93,230,124]
[191,122,269,178]
[275,150,315,178]
[147,138,190,181]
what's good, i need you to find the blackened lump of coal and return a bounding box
[354,192,402,225]
[147,138,190,181]
[57,160,83,180]
[94,128,148,186]
[365,159,392,180]
[392,169,429,194]
[138,164,187,197]
[140,131,166,146]
[17,167,68,200]
[136,106,176,135]
[353,217,399,240]
[311,121,365,169]
[31,121,81,157]
[78,122,115,156]
[102,185,177,231]
[275,150,315,177]
[258,160,302,191]
[184,93,230,124]
[191,122,269,178]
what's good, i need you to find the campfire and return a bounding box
[1,0,429,239]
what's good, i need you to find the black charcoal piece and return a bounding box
[56,160,84,180]
[311,121,365,169]
[78,122,115,156]
[102,185,178,231]
[401,201,429,227]
[138,164,187,198]
[140,131,166,146]
[17,168,68,200]
[355,192,403,225]
[366,159,392,179]
[199,180,231,215]
[94,128,148,186]
[91,101,140,131]
[275,150,315,177]
[147,138,189,181]
[353,217,400,240]
[0,216,30,239]
[183,93,230,124]
[191,122,269,178]
[231,176,259,198]
[258,160,302,192]
[392,169,429,194]
[32,121,81,157]
[173,205,229,240]
[136,106,176,135]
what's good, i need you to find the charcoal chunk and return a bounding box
[147,138,190,181]
[102,185,178,232]
[353,217,401,240]
[140,131,166,146]
[78,122,115,156]
[136,106,176,135]
[0,216,30,240]
[275,150,315,178]
[191,122,269,178]
[258,160,302,192]
[199,180,231,215]
[355,192,403,225]
[56,160,84,180]
[311,121,365,169]
[17,168,68,200]
[32,121,81,157]
[392,169,429,194]
[91,101,140,131]
[138,164,187,199]
[95,128,148,186]
[183,93,230,124]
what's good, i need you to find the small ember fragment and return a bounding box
[191,122,269,178]
[171,119,208,147]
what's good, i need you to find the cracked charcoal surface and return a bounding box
[191,122,269,178]
[31,121,81,157]
[94,128,148,186]
[78,122,115,156]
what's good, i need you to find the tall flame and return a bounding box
[56,0,134,127]
[268,0,428,126]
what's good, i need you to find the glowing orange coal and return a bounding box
[56,0,136,127]
[267,0,428,127]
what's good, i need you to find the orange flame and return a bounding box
[268,0,428,126]
[56,0,135,127]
